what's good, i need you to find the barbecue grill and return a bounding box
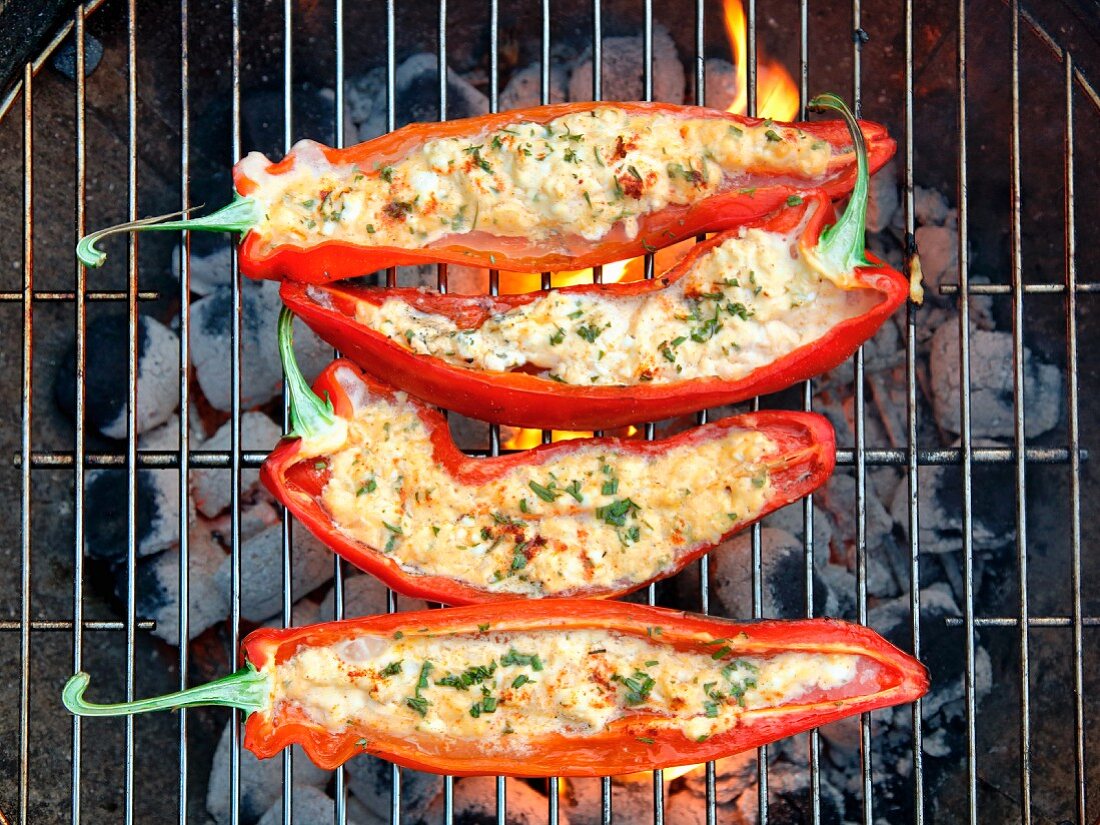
[1,0,1098,822]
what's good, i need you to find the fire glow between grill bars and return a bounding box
[2,0,1099,824]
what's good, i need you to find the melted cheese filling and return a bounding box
[273,630,865,745]
[313,382,775,596]
[240,107,832,252]
[355,216,879,386]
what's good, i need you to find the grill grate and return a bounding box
[2,0,1098,823]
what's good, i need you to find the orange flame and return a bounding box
[502,424,638,452]
[722,0,800,121]
[616,762,706,784]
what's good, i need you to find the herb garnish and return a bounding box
[611,670,656,705]
[501,649,544,671]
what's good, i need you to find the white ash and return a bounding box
[914,186,953,227]
[865,159,901,233]
[761,498,835,563]
[567,24,684,103]
[212,520,335,624]
[701,58,738,109]
[818,472,897,571]
[733,761,846,825]
[191,412,283,518]
[706,527,836,618]
[889,449,1016,556]
[422,775,564,825]
[190,279,331,413]
[316,570,431,619]
[347,53,488,143]
[127,517,231,644]
[681,751,756,805]
[171,241,233,297]
[665,790,707,825]
[205,721,329,825]
[55,313,180,440]
[255,785,344,825]
[562,777,653,825]
[344,751,442,824]
[929,323,1062,439]
[500,62,568,109]
[914,224,959,303]
[83,468,180,561]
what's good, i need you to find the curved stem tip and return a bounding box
[76,195,261,268]
[808,93,871,273]
[279,307,340,440]
[62,664,269,718]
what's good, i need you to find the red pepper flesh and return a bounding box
[232,102,894,283]
[260,355,835,604]
[239,600,928,775]
[282,191,908,430]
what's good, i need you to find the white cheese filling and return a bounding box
[273,629,864,746]
[355,212,879,386]
[239,107,833,252]
[314,381,775,596]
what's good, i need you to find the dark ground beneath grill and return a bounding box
[1,0,1099,822]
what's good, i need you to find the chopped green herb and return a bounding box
[786,194,804,206]
[501,649,544,671]
[382,521,403,534]
[478,623,490,632]
[380,166,395,183]
[647,626,663,636]
[431,525,441,536]
[405,696,429,717]
[356,737,369,748]
[764,129,783,142]
[582,191,592,207]
[752,472,767,488]
[601,477,619,495]
[636,737,655,744]
[645,660,659,667]
[393,631,404,640]
[596,498,641,527]
[711,645,733,660]
[365,224,376,234]
[549,326,566,346]
[357,478,378,496]
[435,662,497,691]
[529,480,559,502]
[511,541,529,571]
[627,164,643,180]
[519,498,530,514]
[380,661,403,677]
[301,199,316,208]
[490,135,504,150]
[564,480,584,502]
[728,124,743,136]
[564,147,580,163]
[314,461,327,471]
[567,308,585,320]
[576,323,605,343]
[512,674,534,689]
[611,670,656,705]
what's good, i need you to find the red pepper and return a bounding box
[282,96,908,430]
[261,310,835,604]
[76,100,894,282]
[63,600,929,776]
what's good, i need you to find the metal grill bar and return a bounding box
[18,444,1086,469]
[18,58,34,825]
[70,8,87,823]
[1064,47,1087,825]
[1008,2,1032,819]
[955,1,979,820]
[177,1,193,822]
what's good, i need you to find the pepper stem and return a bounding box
[808,93,871,272]
[62,663,269,718]
[279,307,339,440]
[76,195,262,269]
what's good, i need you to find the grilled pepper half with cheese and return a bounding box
[264,309,834,604]
[76,99,894,282]
[281,94,909,430]
[62,600,929,776]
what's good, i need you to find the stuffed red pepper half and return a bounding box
[77,98,894,282]
[264,309,834,604]
[63,600,929,776]
[280,94,909,430]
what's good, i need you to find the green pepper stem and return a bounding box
[808,93,871,272]
[279,307,340,440]
[76,195,262,269]
[62,664,269,718]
